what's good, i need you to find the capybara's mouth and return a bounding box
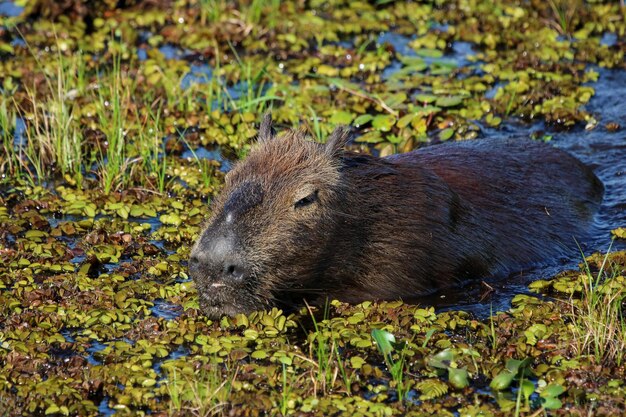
[198,291,245,319]
[200,300,239,319]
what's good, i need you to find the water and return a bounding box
[181,64,213,90]
[0,1,22,17]
[151,299,183,320]
[600,32,618,47]
[152,345,189,375]
[98,397,116,416]
[86,340,107,365]
[182,145,233,172]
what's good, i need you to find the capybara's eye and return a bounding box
[294,190,318,209]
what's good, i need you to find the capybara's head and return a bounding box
[189,114,351,318]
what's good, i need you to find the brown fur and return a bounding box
[189,117,603,318]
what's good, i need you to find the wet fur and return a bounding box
[191,120,603,317]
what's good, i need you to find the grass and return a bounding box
[0,98,21,180]
[546,0,583,35]
[178,134,218,190]
[279,362,293,416]
[305,302,352,397]
[307,105,324,142]
[223,44,278,114]
[95,51,130,194]
[12,36,86,185]
[166,364,238,417]
[569,246,626,366]
[198,0,227,25]
[488,304,498,354]
[134,105,170,193]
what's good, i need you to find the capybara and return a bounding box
[189,114,603,318]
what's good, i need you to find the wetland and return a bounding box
[0,1,626,416]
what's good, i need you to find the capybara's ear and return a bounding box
[258,112,274,142]
[324,126,351,157]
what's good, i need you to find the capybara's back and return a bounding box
[409,138,603,271]
[189,116,603,318]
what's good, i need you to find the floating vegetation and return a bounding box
[0,0,625,415]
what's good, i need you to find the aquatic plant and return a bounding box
[371,328,410,401]
[0,0,625,415]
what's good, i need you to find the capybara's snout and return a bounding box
[189,228,250,287]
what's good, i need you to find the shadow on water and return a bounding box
[421,67,626,318]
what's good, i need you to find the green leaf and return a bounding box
[611,227,626,239]
[130,206,144,217]
[439,128,455,141]
[505,358,532,374]
[521,379,535,401]
[372,114,396,132]
[448,367,469,389]
[524,324,548,345]
[541,384,566,398]
[414,48,444,58]
[354,114,373,127]
[427,348,456,369]
[397,113,417,129]
[116,206,130,219]
[414,105,442,116]
[371,328,395,357]
[542,397,563,410]
[25,230,47,239]
[45,405,61,415]
[159,213,182,226]
[350,356,366,369]
[142,378,157,387]
[251,350,268,359]
[415,94,437,103]
[435,96,464,107]
[490,371,516,391]
[329,110,355,125]
[84,205,96,217]
[416,379,448,400]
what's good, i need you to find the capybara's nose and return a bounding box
[189,235,247,285]
[221,261,246,281]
